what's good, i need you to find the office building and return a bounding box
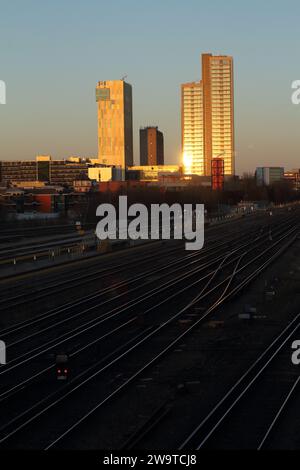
[182,53,235,177]
[140,127,164,165]
[96,80,133,168]
[256,167,284,186]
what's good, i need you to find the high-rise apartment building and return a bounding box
[96,80,133,168]
[140,126,164,166]
[182,53,235,177]
[181,81,204,175]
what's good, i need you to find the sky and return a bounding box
[0,0,300,175]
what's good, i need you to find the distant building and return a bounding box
[0,185,67,215]
[0,156,89,188]
[211,158,225,190]
[256,167,284,186]
[127,165,182,182]
[88,166,125,182]
[73,179,96,193]
[36,155,52,182]
[181,53,235,177]
[140,127,164,166]
[0,161,37,184]
[45,159,89,187]
[284,169,300,190]
[96,80,133,168]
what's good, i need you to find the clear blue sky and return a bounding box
[0,0,300,174]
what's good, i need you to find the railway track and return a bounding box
[0,232,261,396]
[0,233,94,268]
[44,227,299,450]
[0,211,297,449]
[179,313,300,450]
[1,218,292,368]
[0,210,293,313]
[0,227,254,312]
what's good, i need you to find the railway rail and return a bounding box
[0,210,297,449]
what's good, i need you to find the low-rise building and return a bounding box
[88,166,125,182]
[284,169,300,190]
[0,156,89,188]
[127,165,182,182]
